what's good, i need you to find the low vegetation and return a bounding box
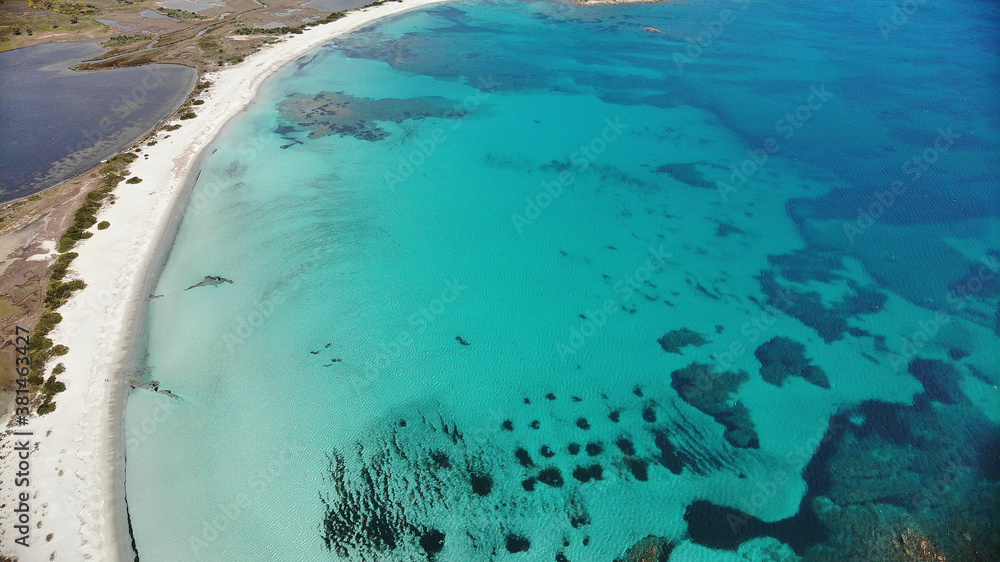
[22,148,144,414]
[99,34,149,48]
[234,26,305,36]
[156,6,205,19]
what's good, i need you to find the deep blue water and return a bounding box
[126,1,999,560]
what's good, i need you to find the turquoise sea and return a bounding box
[125,0,1000,560]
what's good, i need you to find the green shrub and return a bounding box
[234,26,304,35]
[51,252,78,281]
[126,176,142,184]
[316,11,346,24]
[52,363,66,375]
[164,124,181,131]
[100,34,148,48]
[50,345,69,356]
[180,111,197,120]
[156,7,205,19]
[192,99,204,105]
[45,279,86,310]
[42,375,66,395]
[37,398,56,415]
[97,221,110,229]
[36,312,63,338]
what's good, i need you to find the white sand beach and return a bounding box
[0,1,455,559]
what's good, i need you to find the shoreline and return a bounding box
[0,0,458,559]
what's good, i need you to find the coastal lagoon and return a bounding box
[125,0,999,560]
[0,41,196,201]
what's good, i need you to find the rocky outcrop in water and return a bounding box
[755,336,830,389]
[276,91,458,141]
[184,275,233,290]
[670,362,759,448]
[613,535,676,562]
[657,328,708,354]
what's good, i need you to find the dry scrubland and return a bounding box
[0,0,360,72]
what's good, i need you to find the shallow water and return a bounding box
[0,41,196,201]
[126,0,999,560]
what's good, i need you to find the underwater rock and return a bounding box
[430,450,451,468]
[758,272,847,343]
[514,447,534,468]
[624,458,649,481]
[642,404,658,422]
[754,336,831,389]
[716,222,744,237]
[670,362,759,448]
[572,464,604,483]
[505,534,530,553]
[908,358,968,405]
[657,328,708,354]
[651,429,684,474]
[656,162,715,189]
[684,499,825,553]
[320,452,412,556]
[801,398,1000,561]
[758,259,888,344]
[892,528,948,561]
[537,467,564,488]
[469,470,493,496]
[455,336,470,346]
[419,528,445,557]
[613,534,676,562]
[276,91,458,141]
[616,437,636,456]
[184,275,233,290]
